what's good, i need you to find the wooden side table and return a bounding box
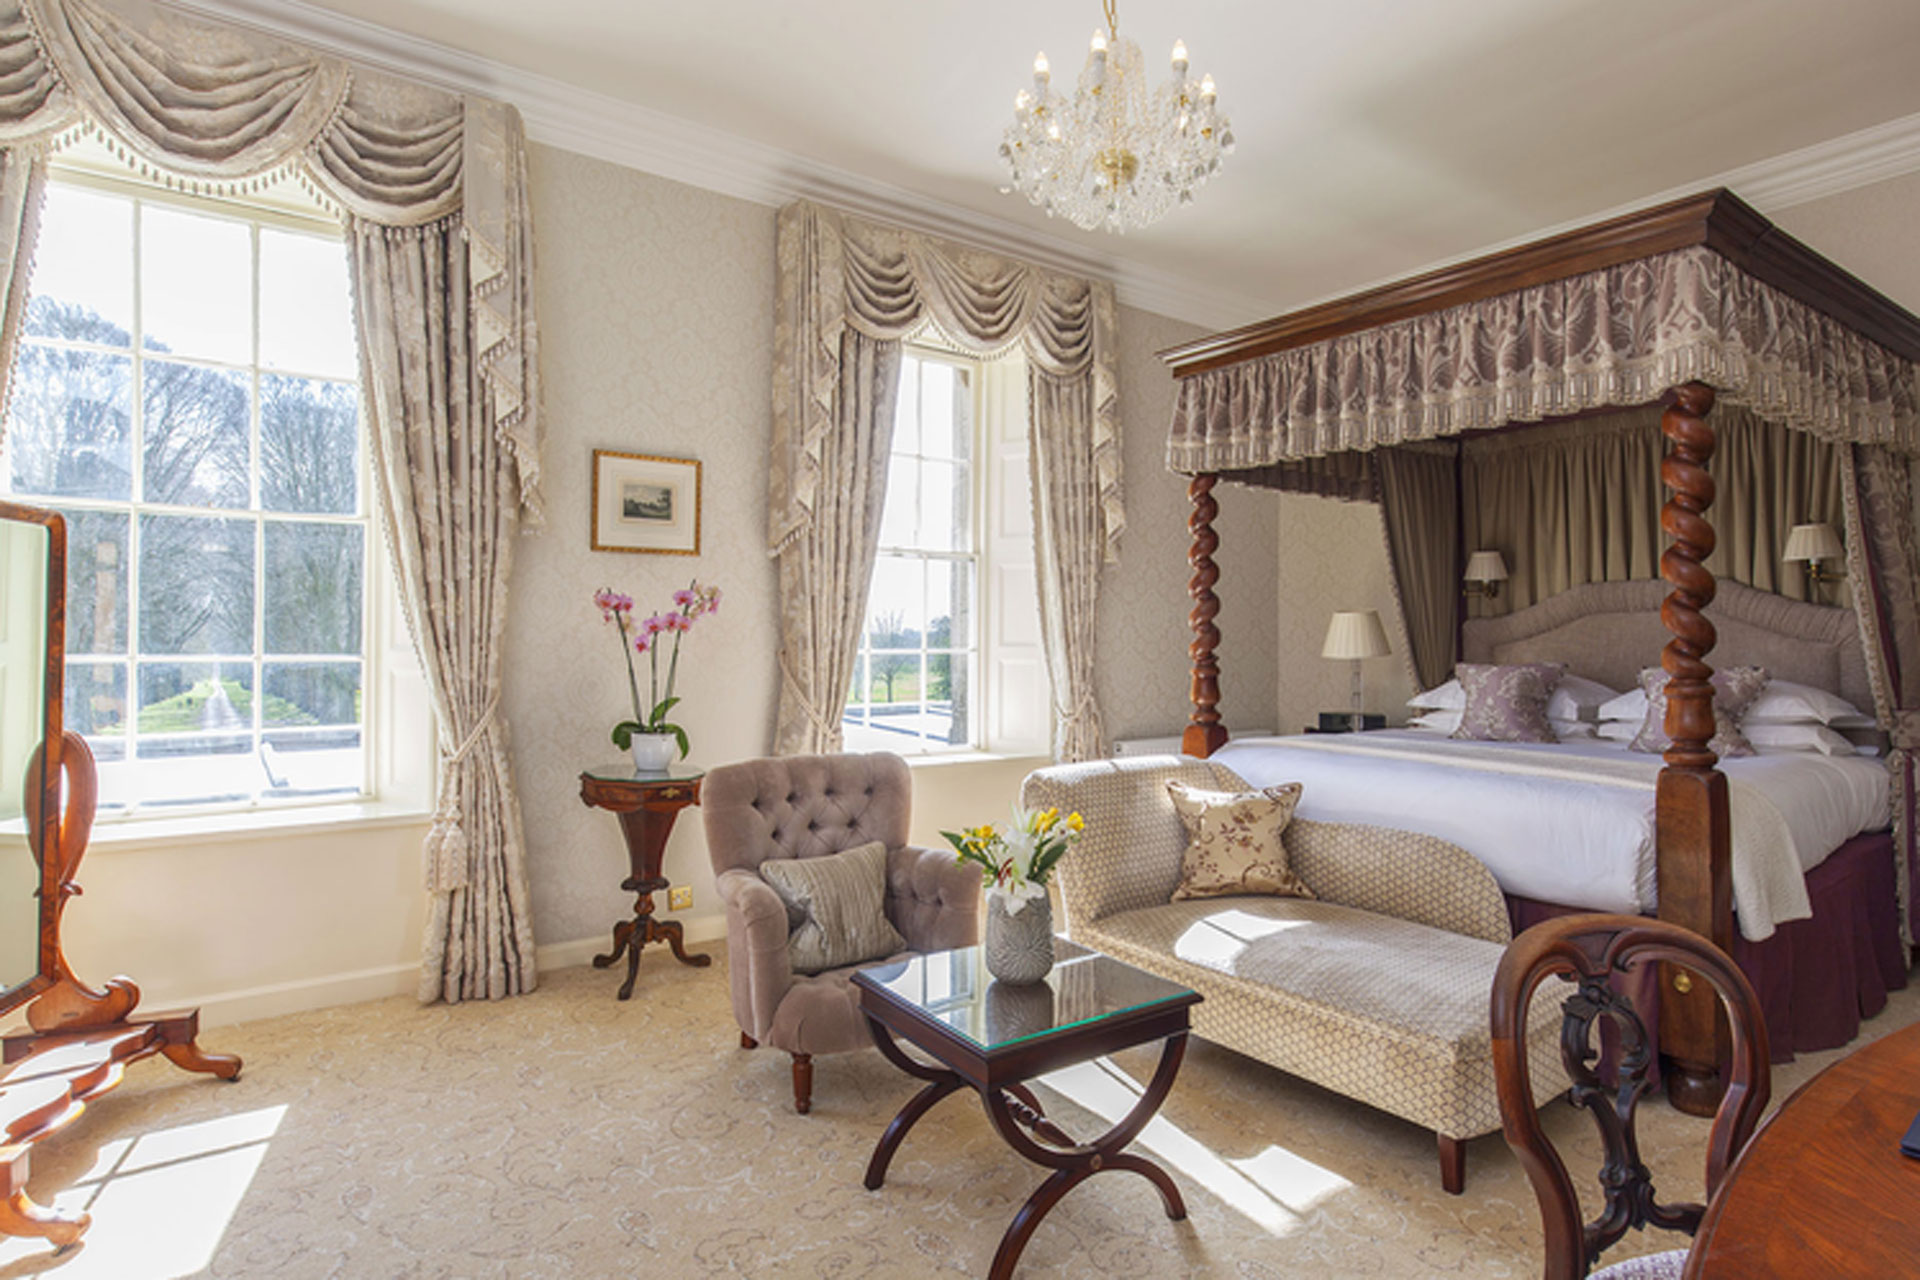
[579,764,710,1000]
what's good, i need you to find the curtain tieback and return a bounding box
[777,647,838,744]
[423,694,502,895]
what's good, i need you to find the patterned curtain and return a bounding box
[1375,444,1459,691]
[1841,445,1920,945]
[0,0,544,1003]
[769,200,1123,760]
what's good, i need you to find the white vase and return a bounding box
[983,891,1054,985]
[629,732,679,773]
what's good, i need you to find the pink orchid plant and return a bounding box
[593,580,722,759]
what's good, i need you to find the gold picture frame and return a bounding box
[591,450,701,555]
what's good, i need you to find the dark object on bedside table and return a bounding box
[1312,712,1384,733]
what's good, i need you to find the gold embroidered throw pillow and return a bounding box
[1166,781,1314,902]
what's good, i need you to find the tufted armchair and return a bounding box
[702,752,980,1113]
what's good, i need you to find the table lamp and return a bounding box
[1322,610,1391,732]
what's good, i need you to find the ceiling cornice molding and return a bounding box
[164,0,1920,333]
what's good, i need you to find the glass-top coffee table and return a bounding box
[852,939,1201,1279]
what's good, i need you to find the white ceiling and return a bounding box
[188,0,1920,329]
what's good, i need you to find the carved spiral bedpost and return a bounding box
[1655,381,1733,1118]
[1183,473,1229,758]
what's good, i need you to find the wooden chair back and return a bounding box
[1489,914,1771,1279]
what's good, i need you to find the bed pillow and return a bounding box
[1743,679,1871,726]
[1597,687,1648,724]
[758,841,906,976]
[1596,719,1637,742]
[1745,721,1858,755]
[1408,679,1465,712]
[1166,781,1314,902]
[1451,662,1567,743]
[1628,666,1770,759]
[1410,708,1462,733]
[1548,675,1621,724]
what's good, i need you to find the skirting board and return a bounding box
[153,914,730,1029]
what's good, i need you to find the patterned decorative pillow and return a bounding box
[1628,666,1770,759]
[759,840,905,975]
[1450,662,1567,743]
[1166,781,1314,902]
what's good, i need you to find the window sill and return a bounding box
[87,799,432,853]
[903,751,1052,770]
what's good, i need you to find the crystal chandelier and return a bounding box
[999,0,1234,234]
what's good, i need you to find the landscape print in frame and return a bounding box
[591,450,701,555]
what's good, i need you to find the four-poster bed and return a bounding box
[1156,189,1920,1113]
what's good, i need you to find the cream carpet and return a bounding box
[2,951,1913,1280]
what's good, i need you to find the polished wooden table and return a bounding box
[578,764,708,999]
[854,941,1201,1279]
[1684,1019,1920,1278]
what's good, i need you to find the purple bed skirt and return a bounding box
[1507,831,1910,1063]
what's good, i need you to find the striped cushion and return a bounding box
[760,841,906,975]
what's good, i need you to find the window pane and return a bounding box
[261,724,361,796]
[261,376,359,514]
[935,652,972,746]
[258,229,355,379]
[866,556,923,646]
[932,364,973,463]
[138,514,254,655]
[136,662,253,738]
[26,186,132,342]
[879,455,915,548]
[920,459,969,552]
[264,661,361,728]
[919,361,958,460]
[892,356,921,455]
[142,361,250,508]
[6,346,133,499]
[58,508,129,655]
[264,522,362,655]
[927,559,973,652]
[65,661,126,737]
[141,205,250,363]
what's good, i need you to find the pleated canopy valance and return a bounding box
[1163,192,1920,473]
[0,0,540,520]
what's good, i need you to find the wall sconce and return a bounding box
[1462,549,1509,599]
[1783,522,1847,588]
[1321,610,1391,731]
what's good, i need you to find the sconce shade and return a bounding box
[1783,523,1844,563]
[1464,549,1509,583]
[1322,610,1391,660]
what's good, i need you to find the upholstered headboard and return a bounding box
[1461,579,1872,713]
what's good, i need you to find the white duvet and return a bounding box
[1212,731,1890,942]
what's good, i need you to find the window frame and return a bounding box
[4,162,399,822]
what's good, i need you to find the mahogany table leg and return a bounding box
[863,1018,966,1190]
[0,1190,88,1250]
[592,918,636,971]
[651,917,711,969]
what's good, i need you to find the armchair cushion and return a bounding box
[760,840,905,975]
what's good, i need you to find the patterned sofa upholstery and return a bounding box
[1021,754,1567,1194]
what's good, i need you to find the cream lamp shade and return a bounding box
[1782,523,1844,563]
[1464,549,1509,583]
[1321,610,1392,660]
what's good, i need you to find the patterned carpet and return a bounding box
[2,950,1913,1279]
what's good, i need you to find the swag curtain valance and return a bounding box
[1166,244,1920,475]
[770,200,1123,761]
[0,0,544,1003]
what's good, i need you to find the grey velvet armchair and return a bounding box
[702,752,980,1113]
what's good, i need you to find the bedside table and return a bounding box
[1309,712,1385,733]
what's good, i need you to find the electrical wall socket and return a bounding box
[668,885,693,911]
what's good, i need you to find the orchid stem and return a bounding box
[617,611,643,725]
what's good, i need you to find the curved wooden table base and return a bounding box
[863,1019,1189,1280]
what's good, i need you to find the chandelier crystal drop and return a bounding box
[998,0,1234,235]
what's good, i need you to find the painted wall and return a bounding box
[19,143,1914,1029]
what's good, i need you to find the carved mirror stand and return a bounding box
[0,500,240,1250]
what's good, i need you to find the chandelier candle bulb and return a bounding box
[1171,40,1188,75]
[1033,51,1049,88]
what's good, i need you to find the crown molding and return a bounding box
[162,0,1920,332]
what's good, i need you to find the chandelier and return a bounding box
[999,0,1234,234]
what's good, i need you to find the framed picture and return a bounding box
[591,450,701,555]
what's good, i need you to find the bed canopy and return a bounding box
[1157,189,1920,1111]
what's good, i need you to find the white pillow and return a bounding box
[1743,679,1870,726]
[1409,708,1462,733]
[1408,679,1464,712]
[1597,687,1648,723]
[1552,718,1599,740]
[1744,722,1858,755]
[1596,719,1637,742]
[1548,675,1620,723]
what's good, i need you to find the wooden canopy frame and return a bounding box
[1156,189,1920,1114]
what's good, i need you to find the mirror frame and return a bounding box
[0,498,64,1019]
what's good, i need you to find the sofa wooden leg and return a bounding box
[740,1032,758,1049]
[791,1053,813,1115]
[1437,1133,1465,1195]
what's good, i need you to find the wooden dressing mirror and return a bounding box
[0,499,240,1251]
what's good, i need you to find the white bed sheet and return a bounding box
[1212,730,1889,941]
